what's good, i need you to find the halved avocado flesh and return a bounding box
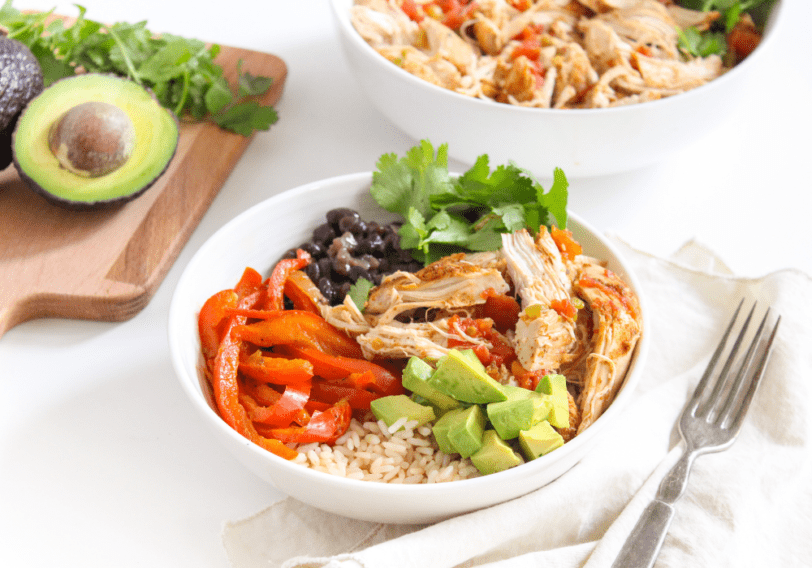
[12,74,179,209]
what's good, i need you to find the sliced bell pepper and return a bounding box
[233,310,365,359]
[283,345,405,396]
[240,376,283,406]
[265,250,311,311]
[283,270,326,315]
[210,315,297,460]
[265,400,352,445]
[199,290,239,360]
[311,379,379,410]
[239,350,314,385]
[241,379,312,427]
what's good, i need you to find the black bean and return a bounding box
[368,233,386,256]
[348,265,371,282]
[305,262,321,282]
[396,248,414,263]
[318,257,333,279]
[318,277,337,303]
[332,256,352,276]
[301,241,325,258]
[326,208,358,228]
[312,222,337,245]
[339,281,353,298]
[339,214,364,234]
[282,248,298,259]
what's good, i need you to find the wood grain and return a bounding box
[0,46,287,338]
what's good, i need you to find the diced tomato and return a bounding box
[550,226,583,261]
[401,0,423,21]
[550,298,577,320]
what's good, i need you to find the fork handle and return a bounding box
[611,449,695,568]
[610,500,676,568]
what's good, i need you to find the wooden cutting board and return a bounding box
[0,44,287,339]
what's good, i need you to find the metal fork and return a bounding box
[611,300,781,568]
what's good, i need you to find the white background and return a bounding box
[1,1,810,566]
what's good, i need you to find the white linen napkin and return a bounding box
[222,238,812,568]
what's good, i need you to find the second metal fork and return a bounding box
[611,300,781,568]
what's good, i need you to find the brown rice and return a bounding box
[292,417,481,483]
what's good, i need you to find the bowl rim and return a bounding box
[168,171,650,495]
[329,0,785,117]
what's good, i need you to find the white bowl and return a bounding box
[168,172,650,524]
[330,0,784,178]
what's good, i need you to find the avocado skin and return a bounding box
[0,37,44,169]
[11,74,179,210]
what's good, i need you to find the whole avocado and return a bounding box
[0,35,44,170]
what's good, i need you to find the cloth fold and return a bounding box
[223,238,812,568]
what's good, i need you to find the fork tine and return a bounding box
[715,307,772,426]
[725,313,781,433]
[687,299,744,415]
[699,302,758,419]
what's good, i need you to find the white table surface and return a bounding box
[2,1,810,566]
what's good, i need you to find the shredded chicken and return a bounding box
[350,0,734,108]
[313,227,643,436]
[364,252,510,325]
[570,257,643,433]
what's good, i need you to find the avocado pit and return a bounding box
[48,101,135,178]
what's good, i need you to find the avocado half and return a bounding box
[0,36,44,170]
[12,73,179,209]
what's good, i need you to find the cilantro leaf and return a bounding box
[0,1,278,136]
[348,278,374,312]
[370,140,570,266]
[371,140,453,219]
[211,101,279,137]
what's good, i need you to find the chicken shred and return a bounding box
[350,0,734,108]
[313,227,642,436]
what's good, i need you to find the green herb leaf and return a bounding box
[370,140,569,266]
[211,100,279,137]
[348,278,374,312]
[0,1,278,136]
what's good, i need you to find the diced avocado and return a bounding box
[447,404,487,458]
[470,430,524,475]
[370,394,435,430]
[487,386,551,440]
[535,374,570,429]
[428,349,507,404]
[431,407,468,454]
[518,420,565,461]
[402,356,462,411]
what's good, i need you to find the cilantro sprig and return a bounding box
[676,0,776,58]
[0,1,277,136]
[370,140,569,266]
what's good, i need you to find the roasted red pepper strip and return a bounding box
[240,377,283,406]
[265,250,311,311]
[283,270,325,314]
[283,345,405,396]
[239,351,314,385]
[311,380,379,410]
[265,400,352,445]
[233,310,365,359]
[210,316,297,460]
[241,379,312,427]
[199,290,239,360]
